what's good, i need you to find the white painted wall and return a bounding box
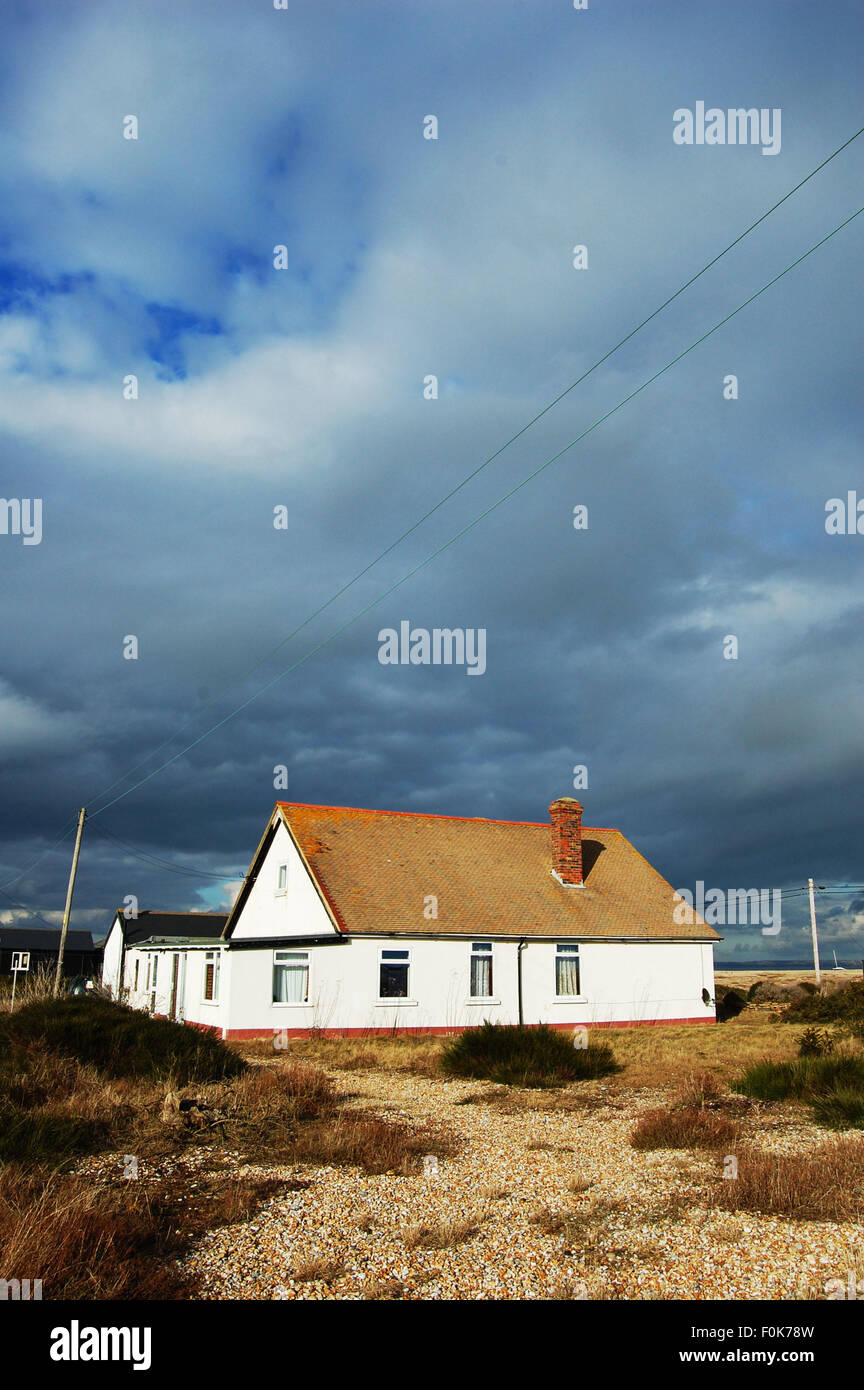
[230,820,336,940]
[122,944,227,1032]
[222,934,716,1035]
[100,915,124,997]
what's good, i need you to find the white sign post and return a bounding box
[10,950,30,1012]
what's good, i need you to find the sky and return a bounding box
[0,0,862,963]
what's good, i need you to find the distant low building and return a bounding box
[101,910,227,1009]
[0,927,101,979]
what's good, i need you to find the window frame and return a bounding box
[275,862,288,896]
[272,948,310,1006]
[554,942,582,1000]
[202,949,221,1005]
[468,941,495,1000]
[377,947,413,1003]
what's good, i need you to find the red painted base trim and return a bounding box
[219,1015,715,1040]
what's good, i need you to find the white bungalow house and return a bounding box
[115,797,719,1038]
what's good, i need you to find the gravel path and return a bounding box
[174,1067,864,1301]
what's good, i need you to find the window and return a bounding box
[273,950,309,1003]
[555,943,581,997]
[379,949,410,998]
[470,942,493,998]
[203,950,220,1003]
[276,863,288,895]
[133,960,140,992]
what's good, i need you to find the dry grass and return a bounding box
[291,1258,346,1284]
[291,1107,459,1175]
[361,1277,405,1300]
[631,1106,741,1151]
[0,1163,284,1300]
[235,1033,444,1077]
[0,963,57,1006]
[714,969,857,994]
[603,1019,803,1089]
[403,1215,484,1249]
[559,1197,628,1250]
[530,1206,569,1235]
[717,1137,864,1221]
[237,1013,814,1092]
[707,1216,745,1243]
[455,1086,604,1113]
[677,1070,728,1108]
[478,1182,510,1201]
[0,1037,460,1298]
[545,1278,589,1300]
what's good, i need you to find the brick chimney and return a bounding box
[549,798,584,885]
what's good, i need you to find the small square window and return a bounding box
[380,949,410,999]
[555,943,580,997]
[470,942,493,998]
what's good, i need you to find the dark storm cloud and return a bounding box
[0,0,862,959]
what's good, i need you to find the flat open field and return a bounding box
[715,969,859,992]
[160,1016,864,1301]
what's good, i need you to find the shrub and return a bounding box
[0,995,246,1084]
[732,1053,864,1102]
[797,1026,835,1058]
[439,1022,621,1088]
[630,1106,740,1151]
[783,980,864,1026]
[714,986,747,1022]
[717,1137,864,1220]
[809,1087,864,1131]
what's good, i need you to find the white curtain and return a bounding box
[556,952,580,996]
[471,955,492,997]
[274,957,308,1003]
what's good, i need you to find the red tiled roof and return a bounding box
[273,802,718,942]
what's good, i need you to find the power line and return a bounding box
[0,883,60,934]
[88,823,243,881]
[0,814,79,892]
[79,123,864,816]
[85,202,864,819]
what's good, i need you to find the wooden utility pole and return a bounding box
[808,877,821,987]
[53,808,87,998]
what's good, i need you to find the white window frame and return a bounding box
[553,942,583,1000]
[202,950,221,1005]
[275,862,288,896]
[376,947,415,1005]
[148,953,159,1014]
[468,941,497,1002]
[272,949,310,1006]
